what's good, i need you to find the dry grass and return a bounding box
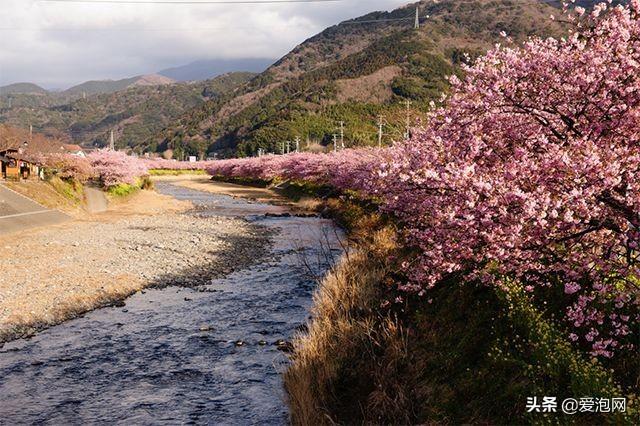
[335,65,401,104]
[284,226,414,425]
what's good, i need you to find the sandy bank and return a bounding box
[156,176,322,214]
[0,187,271,344]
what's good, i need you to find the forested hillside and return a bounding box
[157,0,566,158]
[0,73,254,152]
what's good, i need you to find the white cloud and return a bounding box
[0,0,411,88]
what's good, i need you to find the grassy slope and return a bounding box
[158,0,563,157]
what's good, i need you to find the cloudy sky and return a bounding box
[0,0,411,89]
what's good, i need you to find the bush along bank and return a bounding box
[204,4,640,423]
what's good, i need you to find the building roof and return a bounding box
[63,144,84,152]
[0,149,39,164]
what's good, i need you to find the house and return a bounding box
[63,144,86,157]
[0,148,40,181]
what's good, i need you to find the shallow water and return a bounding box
[0,183,342,425]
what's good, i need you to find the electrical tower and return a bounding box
[377,115,384,148]
[333,134,338,153]
[414,5,420,29]
[339,121,345,150]
[404,100,413,140]
[109,130,115,150]
[295,136,300,153]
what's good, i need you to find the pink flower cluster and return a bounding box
[205,149,383,191]
[202,2,640,357]
[39,151,149,188]
[40,153,94,183]
[87,149,148,188]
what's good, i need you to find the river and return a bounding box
[0,183,342,425]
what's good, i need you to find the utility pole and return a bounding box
[339,121,345,150]
[405,100,412,140]
[377,115,384,148]
[295,136,300,153]
[414,5,420,30]
[333,134,338,153]
[109,130,115,150]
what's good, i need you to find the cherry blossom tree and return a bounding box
[41,154,94,183]
[375,0,640,357]
[203,1,640,357]
[88,149,148,188]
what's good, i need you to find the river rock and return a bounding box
[274,340,294,353]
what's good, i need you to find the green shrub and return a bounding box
[49,176,84,203]
[107,183,139,197]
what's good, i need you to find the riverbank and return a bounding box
[0,184,272,344]
[198,176,637,425]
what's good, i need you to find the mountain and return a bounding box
[159,58,275,82]
[0,72,255,151]
[0,74,178,109]
[0,83,48,95]
[156,0,566,158]
[64,74,175,96]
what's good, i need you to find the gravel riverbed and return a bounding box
[0,190,272,343]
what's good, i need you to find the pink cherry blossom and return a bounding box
[197,2,640,358]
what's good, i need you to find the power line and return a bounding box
[3,2,567,32]
[0,25,309,31]
[340,17,418,25]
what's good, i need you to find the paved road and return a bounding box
[0,184,70,236]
